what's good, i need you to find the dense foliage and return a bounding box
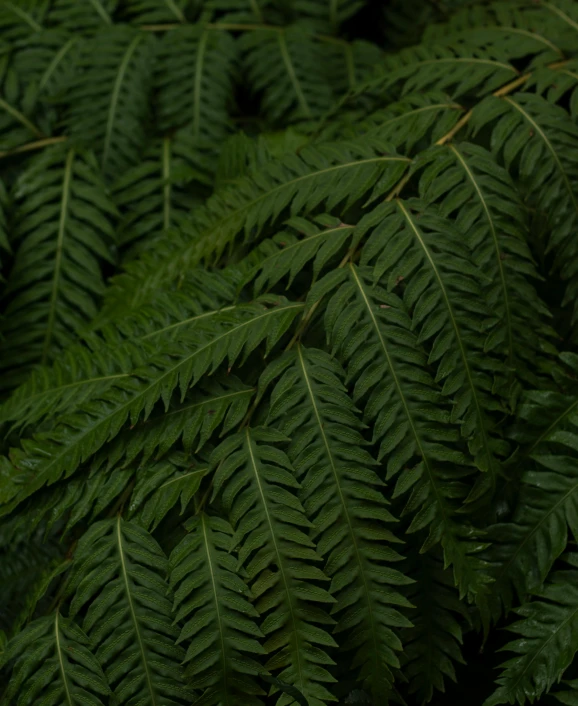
[1,0,578,704]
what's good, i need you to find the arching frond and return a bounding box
[3,612,112,706]
[418,141,557,385]
[69,517,191,704]
[107,139,409,311]
[0,0,47,43]
[486,557,578,706]
[129,454,208,531]
[156,25,236,147]
[240,25,335,123]
[104,374,254,468]
[359,199,509,481]
[61,26,154,178]
[265,345,412,700]
[211,426,338,706]
[471,93,578,323]
[399,549,468,704]
[112,132,212,258]
[0,145,116,388]
[47,0,116,32]
[170,513,267,705]
[2,298,302,511]
[324,264,491,599]
[482,354,578,622]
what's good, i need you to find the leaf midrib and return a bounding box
[103,34,144,172]
[245,429,306,695]
[42,148,74,364]
[297,344,381,673]
[116,516,157,704]
[397,200,495,476]
[201,513,231,706]
[15,305,303,503]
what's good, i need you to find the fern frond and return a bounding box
[240,25,334,123]
[483,354,578,619]
[0,268,239,429]
[3,612,112,706]
[211,426,338,706]
[123,0,193,24]
[47,0,116,32]
[0,522,62,631]
[11,30,81,106]
[69,517,191,704]
[61,26,154,178]
[324,264,491,599]
[486,556,578,706]
[399,549,468,704]
[322,92,464,153]
[112,132,212,258]
[265,345,413,700]
[292,0,366,31]
[129,454,208,531]
[2,298,302,511]
[170,512,267,705]
[0,0,47,43]
[470,92,578,323]
[0,69,46,151]
[249,214,355,295]
[418,141,557,385]
[0,145,117,388]
[104,374,254,468]
[359,198,509,481]
[379,42,519,101]
[527,59,578,118]
[107,139,409,311]
[156,25,236,146]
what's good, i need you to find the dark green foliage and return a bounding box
[1,1,578,705]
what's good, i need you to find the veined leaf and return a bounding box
[359,198,509,482]
[4,612,112,706]
[266,345,412,700]
[324,264,492,600]
[211,427,338,706]
[69,517,191,705]
[170,513,267,705]
[0,145,116,388]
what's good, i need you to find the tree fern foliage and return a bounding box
[2,0,578,704]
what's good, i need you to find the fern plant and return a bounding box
[2,0,578,704]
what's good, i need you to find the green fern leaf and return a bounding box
[265,345,413,700]
[69,516,191,704]
[61,25,154,178]
[470,93,578,323]
[323,263,491,599]
[483,353,578,620]
[112,132,212,258]
[1,298,302,510]
[399,549,468,704]
[47,0,116,31]
[156,24,236,144]
[486,557,578,706]
[0,145,117,388]
[211,426,338,706]
[3,612,111,705]
[0,0,47,43]
[104,374,254,468]
[123,0,193,24]
[418,141,557,385]
[359,198,509,481]
[170,512,267,705]
[108,139,409,311]
[128,454,208,531]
